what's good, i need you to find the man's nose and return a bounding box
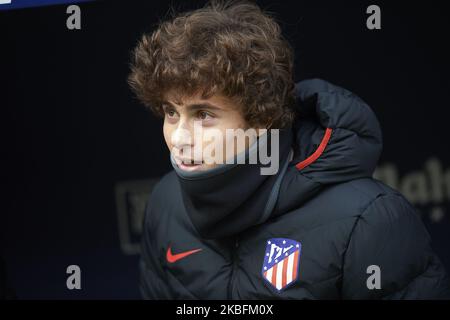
[171,122,193,150]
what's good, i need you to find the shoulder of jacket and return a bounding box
[284,177,411,226]
[325,177,405,214]
[144,170,179,225]
[148,170,179,202]
[343,179,426,245]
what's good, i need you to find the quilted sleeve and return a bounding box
[341,193,450,299]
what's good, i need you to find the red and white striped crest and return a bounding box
[262,238,301,292]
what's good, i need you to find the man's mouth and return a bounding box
[175,158,204,171]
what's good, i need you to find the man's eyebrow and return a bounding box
[162,101,224,111]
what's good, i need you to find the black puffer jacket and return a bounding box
[140,78,450,299]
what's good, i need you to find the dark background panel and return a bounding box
[1,0,449,298]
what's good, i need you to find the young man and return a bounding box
[128,0,450,299]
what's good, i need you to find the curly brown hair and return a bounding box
[128,0,297,129]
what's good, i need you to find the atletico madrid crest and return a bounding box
[262,238,301,292]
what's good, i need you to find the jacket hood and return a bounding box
[273,78,383,215]
[172,78,383,239]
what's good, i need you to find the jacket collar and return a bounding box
[172,128,293,239]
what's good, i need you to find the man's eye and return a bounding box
[197,111,213,120]
[164,108,177,118]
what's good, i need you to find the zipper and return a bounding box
[228,237,239,299]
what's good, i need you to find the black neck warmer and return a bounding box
[171,127,294,240]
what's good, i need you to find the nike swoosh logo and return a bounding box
[166,245,202,263]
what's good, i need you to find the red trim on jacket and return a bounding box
[295,128,333,170]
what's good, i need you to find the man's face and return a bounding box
[162,89,257,172]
